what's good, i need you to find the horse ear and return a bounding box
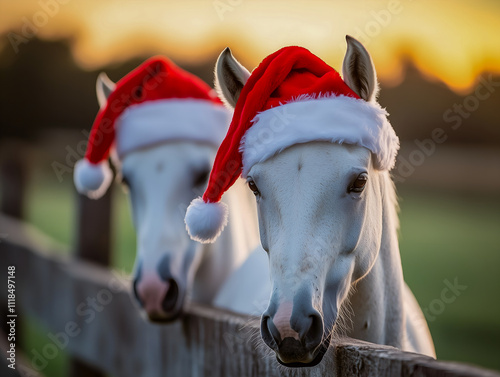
[215,47,251,109]
[342,35,379,102]
[96,72,116,109]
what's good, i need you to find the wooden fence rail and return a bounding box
[0,214,499,377]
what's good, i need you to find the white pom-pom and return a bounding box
[74,159,113,199]
[185,197,229,244]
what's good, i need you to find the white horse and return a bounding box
[213,38,435,366]
[96,73,269,321]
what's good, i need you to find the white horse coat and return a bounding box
[211,37,435,367]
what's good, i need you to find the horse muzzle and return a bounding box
[133,274,185,323]
[275,334,331,368]
[260,297,328,367]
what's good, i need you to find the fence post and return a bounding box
[74,191,113,266]
[0,151,26,220]
[68,183,113,377]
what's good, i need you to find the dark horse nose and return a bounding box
[133,275,180,320]
[133,256,182,322]
[261,298,325,366]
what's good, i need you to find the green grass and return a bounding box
[19,173,500,374]
[398,188,500,370]
[21,317,68,377]
[21,171,136,377]
[25,171,137,272]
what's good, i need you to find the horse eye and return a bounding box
[349,173,368,193]
[247,179,260,196]
[194,169,209,187]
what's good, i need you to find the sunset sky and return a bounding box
[1,0,499,94]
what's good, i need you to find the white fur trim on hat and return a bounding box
[74,159,113,199]
[184,197,228,244]
[240,95,399,176]
[115,99,231,159]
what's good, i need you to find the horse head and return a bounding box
[78,58,231,322]
[209,37,399,366]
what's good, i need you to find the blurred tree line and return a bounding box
[0,38,499,145]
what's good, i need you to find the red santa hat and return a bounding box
[74,56,230,199]
[185,46,399,243]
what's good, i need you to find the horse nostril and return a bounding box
[302,311,323,350]
[161,279,179,312]
[260,315,281,350]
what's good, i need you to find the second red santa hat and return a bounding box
[74,56,230,199]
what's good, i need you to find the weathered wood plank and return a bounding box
[0,215,499,377]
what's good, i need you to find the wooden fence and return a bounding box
[0,152,499,377]
[1,214,500,377]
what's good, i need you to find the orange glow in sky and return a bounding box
[1,0,500,94]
